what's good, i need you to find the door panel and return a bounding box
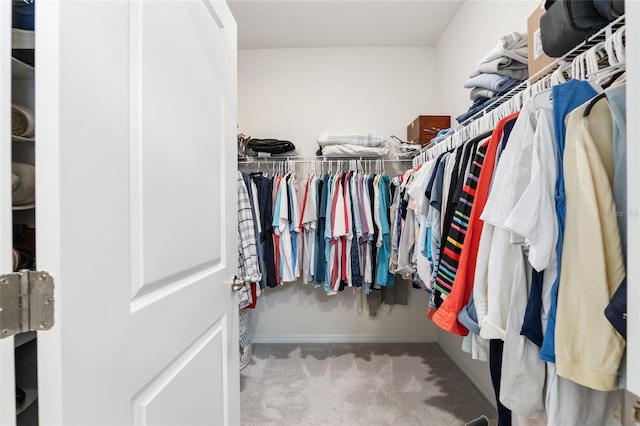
[129,1,226,303]
[129,2,225,310]
[35,1,239,424]
[132,322,227,426]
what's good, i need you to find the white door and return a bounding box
[32,1,239,424]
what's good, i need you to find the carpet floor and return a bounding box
[240,343,497,426]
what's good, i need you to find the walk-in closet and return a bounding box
[232,1,639,425]
[0,1,639,425]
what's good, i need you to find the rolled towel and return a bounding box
[11,103,35,138]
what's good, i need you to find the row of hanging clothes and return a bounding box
[395,23,627,426]
[236,158,415,316]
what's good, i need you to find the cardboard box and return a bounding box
[527,6,556,81]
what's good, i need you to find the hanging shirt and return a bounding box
[314,173,329,287]
[241,173,265,293]
[397,173,417,276]
[389,177,402,273]
[555,97,625,391]
[237,172,261,288]
[476,106,548,418]
[434,140,489,301]
[440,153,458,234]
[328,174,342,293]
[277,174,295,282]
[503,107,556,347]
[272,175,283,284]
[362,174,374,287]
[408,160,436,285]
[341,172,353,287]
[301,176,318,284]
[428,153,449,249]
[375,174,395,286]
[248,177,265,293]
[540,79,599,363]
[604,83,628,340]
[433,112,518,336]
[348,173,362,288]
[477,101,537,340]
[433,136,484,308]
[252,174,277,288]
[289,175,302,278]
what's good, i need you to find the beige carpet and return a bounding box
[240,343,496,425]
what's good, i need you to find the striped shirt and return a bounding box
[435,143,488,296]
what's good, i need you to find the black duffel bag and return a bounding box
[247,138,296,154]
[593,0,624,21]
[540,0,610,57]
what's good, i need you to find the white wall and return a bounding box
[252,283,437,343]
[238,47,442,342]
[433,0,540,406]
[238,47,441,156]
[435,0,540,123]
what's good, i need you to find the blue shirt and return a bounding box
[540,79,598,362]
[375,174,395,286]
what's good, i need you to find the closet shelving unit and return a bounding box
[413,14,626,166]
[11,10,39,426]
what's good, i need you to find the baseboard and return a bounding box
[437,339,497,408]
[252,334,438,344]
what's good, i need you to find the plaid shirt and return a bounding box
[238,172,262,285]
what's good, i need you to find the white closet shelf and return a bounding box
[11,57,34,81]
[16,388,38,416]
[14,331,36,348]
[12,135,34,143]
[13,204,35,211]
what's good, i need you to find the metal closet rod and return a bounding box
[238,156,414,164]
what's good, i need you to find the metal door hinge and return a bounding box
[0,270,54,339]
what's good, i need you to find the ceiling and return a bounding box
[227,0,465,49]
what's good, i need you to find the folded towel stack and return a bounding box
[457,31,529,124]
[316,132,390,158]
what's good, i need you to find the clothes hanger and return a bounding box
[532,87,553,110]
[531,62,568,110]
[612,25,626,64]
[605,27,620,65]
[589,27,626,87]
[573,51,590,80]
[551,60,572,85]
[585,41,622,86]
[583,92,607,117]
[585,41,608,76]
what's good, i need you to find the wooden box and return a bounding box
[407,115,451,145]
